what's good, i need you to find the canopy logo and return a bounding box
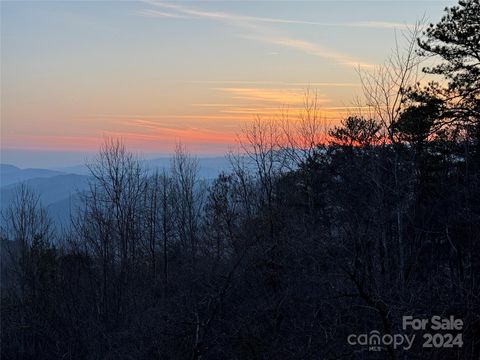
[347,330,415,352]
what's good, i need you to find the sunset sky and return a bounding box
[1,0,453,165]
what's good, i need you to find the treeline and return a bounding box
[1,1,479,359]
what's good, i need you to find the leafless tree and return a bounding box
[356,22,425,142]
[354,23,425,283]
[143,170,174,297]
[171,143,203,267]
[76,138,147,327]
[280,89,329,168]
[1,184,54,358]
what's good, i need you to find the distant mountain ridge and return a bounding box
[0,157,232,225]
[0,164,66,186]
[0,173,91,225]
[53,156,233,179]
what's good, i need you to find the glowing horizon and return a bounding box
[1,1,454,155]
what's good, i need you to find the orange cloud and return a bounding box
[219,87,330,106]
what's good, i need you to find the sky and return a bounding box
[1,0,455,166]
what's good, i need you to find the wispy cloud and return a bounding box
[187,80,360,87]
[136,9,191,19]
[85,113,255,127]
[219,87,331,105]
[245,34,374,68]
[142,1,322,26]
[141,1,413,30]
[140,1,376,68]
[342,21,413,30]
[187,80,281,85]
[291,82,360,87]
[215,105,367,120]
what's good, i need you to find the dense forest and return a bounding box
[1,1,479,359]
